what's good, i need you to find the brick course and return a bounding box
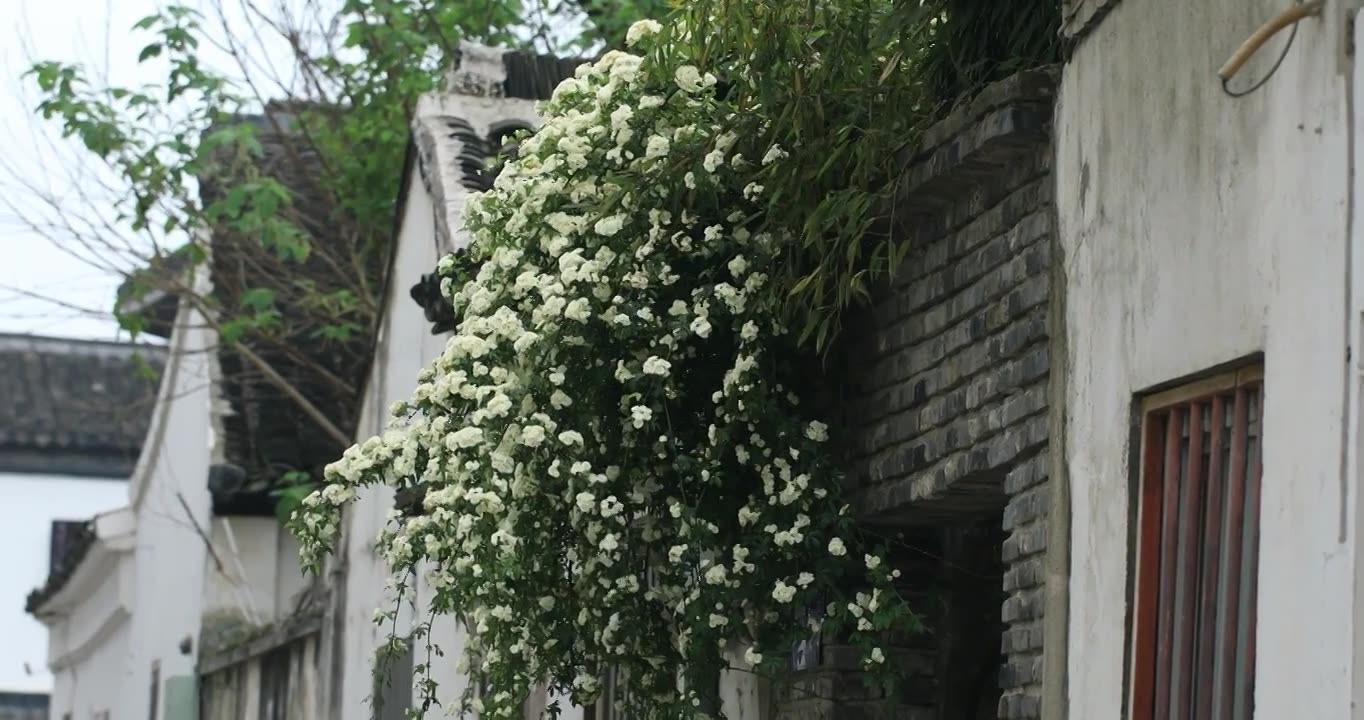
[778,69,1058,720]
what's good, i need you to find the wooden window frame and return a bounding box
[259,646,292,720]
[1128,365,1263,720]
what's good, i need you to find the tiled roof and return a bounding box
[202,107,381,513]
[24,519,95,615]
[0,333,165,477]
[498,49,585,99]
[0,692,48,720]
[405,45,582,335]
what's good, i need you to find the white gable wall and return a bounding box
[337,50,569,719]
[50,616,130,720]
[202,516,309,628]
[338,44,766,720]
[123,294,219,720]
[37,287,221,720]
[41,512,136,720]
[339,153,447,720]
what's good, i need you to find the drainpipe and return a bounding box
[1350,6,1364,717]
[1344,5,1364,719]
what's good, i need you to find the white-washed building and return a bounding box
[5,333,163,718]
[38,4,1364,717]
[1057,1,1363,718]
[25,285,222,720]
[329,43,589,720]
[29,257,321,720]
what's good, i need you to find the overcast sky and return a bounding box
[0,0,308,693]
[0,0,328,341]
[0,0,163,694]
[1,0,159,340]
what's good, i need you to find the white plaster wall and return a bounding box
[275,527,309,620]
[0,473,125,693]
[48,617,131,720]
[203,516,309,627]
[39,513,136,719]
[339,157,448,720]
[46,538,134,668]
[338,77,577,718]
[1352,17,1364,717]
[1056,2,1351,717]
[38,293,301,720]
[122,298,218,720]
[719,644,767,720]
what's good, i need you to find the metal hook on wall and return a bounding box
[1218,1,1325,97]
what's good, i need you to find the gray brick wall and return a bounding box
[782,69,1058,720]
[844,146,1053,521]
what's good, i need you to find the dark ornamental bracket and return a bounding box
[409,118,534,336]
[404,45,581,336]
[410,271,456,335]
[26,520,96,615]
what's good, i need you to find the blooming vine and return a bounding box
[293,16,917,719]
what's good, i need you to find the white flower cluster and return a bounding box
[292,19,910,719]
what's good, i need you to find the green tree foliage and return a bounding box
[692,0,1058,348]
[22,0,668,476]
[22,0,1056,527]
[915,0,1061,103]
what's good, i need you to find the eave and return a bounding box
[28,507,136,619]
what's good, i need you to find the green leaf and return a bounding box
[272,480,316,524]
[219,318,248,344]
[241,287,276,311]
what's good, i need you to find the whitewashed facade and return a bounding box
[30,264,318,720]
[0,331,164,708]
[332,44,572,720]
[37,507,137,720]
[1056,1,1364,718]
[30,293,219,720]
[1,472,126,695]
